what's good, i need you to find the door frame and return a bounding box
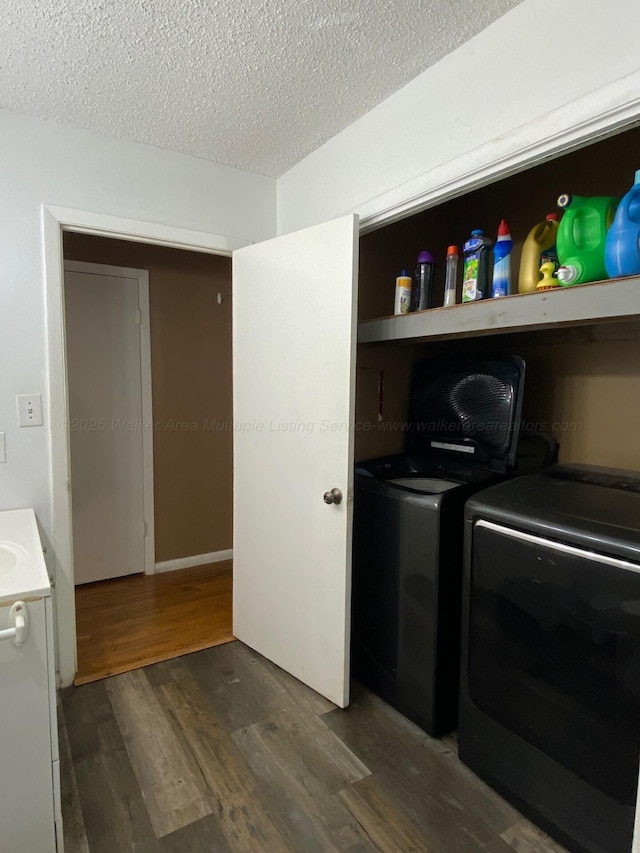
[43,204,245,687]
[63,259,155,578]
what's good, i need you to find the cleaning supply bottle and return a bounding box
[394,270,412,314]
[462,229,492,302]
[491,220,513,298]
[518,214,560,293]
[443,245,458,306]
[605,170,640,278]
[411,251,436,311]
[556,193,619,285]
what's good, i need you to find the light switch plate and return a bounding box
[0,433,5,463]
[17,394,43,427]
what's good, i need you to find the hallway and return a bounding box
[74,563,234,684]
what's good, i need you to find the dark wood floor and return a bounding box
[74,563,234,684]
[60,640,567,853]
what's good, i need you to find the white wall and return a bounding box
[277,0,640,233]
[0,109,275,587]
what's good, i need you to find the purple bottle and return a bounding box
[411,251,436,311]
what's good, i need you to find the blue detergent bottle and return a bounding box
[491,219,513,297]
[605,170,640,278]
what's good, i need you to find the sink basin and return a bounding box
[0,541,28,575]
[0,511,50,602]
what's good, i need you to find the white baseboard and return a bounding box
[154,549,233,573]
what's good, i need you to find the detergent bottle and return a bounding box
[556,193,619,285]
[462,229,492,302]
[394,270,412,314]
[605,170,640,278]
[491,220,513,298]
[518,214,560,293]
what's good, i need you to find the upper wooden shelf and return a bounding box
[357,277,640,344]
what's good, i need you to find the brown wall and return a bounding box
[63,233,232,562]
[517,334,640,470]
[355,333,640,471]
[355,344,419,462]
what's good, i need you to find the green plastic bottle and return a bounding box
[556,193,619,285]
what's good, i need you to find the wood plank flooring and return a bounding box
[60,640,568,853]
[74,563,234,684]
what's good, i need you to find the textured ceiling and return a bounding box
[1,0,522,178]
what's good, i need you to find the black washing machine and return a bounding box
[459,464,640,853]
[352,354,535,737]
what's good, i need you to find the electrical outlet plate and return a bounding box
[16,395,43,427]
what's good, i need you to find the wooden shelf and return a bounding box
[358,277,640,344]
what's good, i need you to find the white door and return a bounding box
[233,214,359,708]
[64,261,154,585]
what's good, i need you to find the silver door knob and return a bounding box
[323,488,343,505]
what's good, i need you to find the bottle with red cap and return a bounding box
[491,219,513,298]
[518,213,560,293]
[443,245,458,306]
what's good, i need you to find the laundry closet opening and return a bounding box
[354,123,640,470]
[63,233,234,683]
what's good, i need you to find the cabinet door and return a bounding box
[0,598,56,853]
[233,214,359,707]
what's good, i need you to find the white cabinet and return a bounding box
[0,510,62,852]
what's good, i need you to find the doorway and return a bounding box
[63,233,235,682]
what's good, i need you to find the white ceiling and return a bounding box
[1,0,522,178]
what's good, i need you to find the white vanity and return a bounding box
[0,509,62,852]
